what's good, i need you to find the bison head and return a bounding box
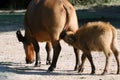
[16,30,35,64]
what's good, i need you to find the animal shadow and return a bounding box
[0,62,79,76]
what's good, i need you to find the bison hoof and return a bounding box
[46,61,51,65]
[35,62,41,67]
[48,66,55,72]
[74,68,78,71]
[91,70,95,75]
[117,71,119,74]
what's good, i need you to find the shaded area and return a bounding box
[76,5,120,28]
[0,0,30,10]
[0,13,24,32]
[0,62,80,76]
[0,5,120,32]
[0,61,117,76]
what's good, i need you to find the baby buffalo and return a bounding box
[60,21,120,75]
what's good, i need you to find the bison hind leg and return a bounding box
[48,40,61,72]
[45,42,52,65]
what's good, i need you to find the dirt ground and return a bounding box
[0,27,120,80]
[0,5,120,80]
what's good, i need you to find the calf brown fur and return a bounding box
[61,21,120,75]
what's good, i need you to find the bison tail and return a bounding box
[63,4,70,31]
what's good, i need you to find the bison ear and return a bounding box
[16,30,25,42]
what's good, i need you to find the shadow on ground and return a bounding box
[0,62,118,76]
[0,62,79,76]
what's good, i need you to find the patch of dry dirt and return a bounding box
[0,29,120,80]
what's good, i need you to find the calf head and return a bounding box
[16,30,35,64]
[60,31,76,45]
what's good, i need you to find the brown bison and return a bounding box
[60,21,120,74]
[16,0,80,71]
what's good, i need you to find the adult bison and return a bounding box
[16,0,80,71]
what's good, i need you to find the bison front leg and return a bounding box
[73,48,80,71]
[48,40,61,72]
[31,38,41,67]
[34,47,41,67]
[45,42,52,65]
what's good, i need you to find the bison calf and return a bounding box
[60,21,120,75]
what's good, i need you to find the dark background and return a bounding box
[0,0,113,10]
[0,0,30,9]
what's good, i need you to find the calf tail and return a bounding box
[111,26,118,48]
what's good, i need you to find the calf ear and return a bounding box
[60,30,67,39]
[68,35,76,43]
[16,30,25,42]
[68,37,74,43]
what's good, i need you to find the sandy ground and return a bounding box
[0,27,120,80]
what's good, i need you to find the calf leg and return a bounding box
[78,53,87,73]
[45,42,52,65]
[111,47,120,74]
[48,40,61,71]
[102,49,112,75]
[73,48,80,71]
[85,51,95,74]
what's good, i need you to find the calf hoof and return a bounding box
[101,71,107,75]
[78,67,84,73]
[46,61,51,65]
